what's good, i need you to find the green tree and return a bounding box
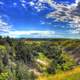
[15,41,34,64]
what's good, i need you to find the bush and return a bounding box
[46,46,76,74]
[0,72,9,80]
[16,62,36,80]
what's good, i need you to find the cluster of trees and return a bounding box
[0,36,78,80]
[0,36,36,80]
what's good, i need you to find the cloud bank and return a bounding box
[1,30,56,38]
[46,0,80,34]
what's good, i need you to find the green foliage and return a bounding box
[0,72,9,80]
[0,36,2,40]
[37,52,49,61]
[0,45,7,55]
[61,53,76,71]
[0,36,79,80]
[46,46,76,74]
[15,41,35,64]
[0,45,9,66]
[16,62,36,80]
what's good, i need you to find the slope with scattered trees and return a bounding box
[0,36,80,80]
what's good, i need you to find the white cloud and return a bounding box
[20,0,27,8]
[13,2,17,6]
[76,0,80,4]
[0,1,4,5]
[20,0,51,12]
[1,30,55,38]
[40,21,45,24]
[0,18,12,32]
[2,30,80,38]
[19,0,55,12]
[20,0,26,3]
[10,30,55,38]
[46,0,80,34]
[29,1,35,6]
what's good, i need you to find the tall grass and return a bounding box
[37,66,80,80]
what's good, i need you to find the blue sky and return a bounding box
[0,0,80,38]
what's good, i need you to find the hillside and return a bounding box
[38,66,80,80]
[0,36,80,80]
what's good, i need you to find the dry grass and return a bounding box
[37,66,80,80]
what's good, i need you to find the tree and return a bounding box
[15,41,34,64]
[6,36,13,46]
[46,45,76,73]
[0,36,2,40]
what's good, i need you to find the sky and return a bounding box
[0,0,80,38]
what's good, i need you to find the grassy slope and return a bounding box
[38,66,80,80]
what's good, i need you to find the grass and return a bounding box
[0,45,6,49]
[37,53,49,61]
[37,66,80,80]
[63,72,80,80]
[0,45,7,54]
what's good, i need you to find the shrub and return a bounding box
[15,62,36,80]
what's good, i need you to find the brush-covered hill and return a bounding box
[0,36,80,80]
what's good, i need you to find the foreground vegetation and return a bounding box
[0,36,80,80]
[38,66,80,80]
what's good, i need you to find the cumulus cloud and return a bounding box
[28,0,47,12]
[20,0,52,12]
[22,0,80,35]
[46,0,80,34]
[21,0,80,29]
